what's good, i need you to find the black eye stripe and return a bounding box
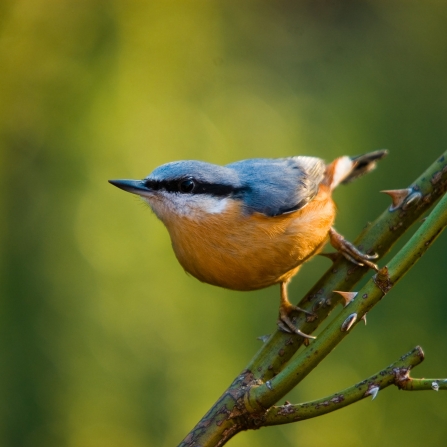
[179,178,195,193]
[144,178,245,197]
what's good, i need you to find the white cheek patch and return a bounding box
[181,195,229,216]
[142,194,229,220]
[204,197,229,214]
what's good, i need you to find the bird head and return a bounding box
[109,160,242,222]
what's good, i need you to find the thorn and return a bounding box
[257,334,271,343]
[374,265,393,294]
[341,313,357,332]
[376,265,390,281]
[381,188,412,211]
[319,252,339,262]
[334,291,358,307]
[366,386,380,400]
[361,313,367,325]
[381,188,422,211]
[432,381,439,391]
[402,191,422,210]
[266,380,273,390]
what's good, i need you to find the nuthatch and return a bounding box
[109,150,387,338]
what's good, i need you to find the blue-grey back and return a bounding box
[226,157,325,216]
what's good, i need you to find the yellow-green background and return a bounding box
[1,1,447,446]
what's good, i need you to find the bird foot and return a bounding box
[277,303,316,339]
[329,227,379,271]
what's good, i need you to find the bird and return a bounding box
[109,150,387,338]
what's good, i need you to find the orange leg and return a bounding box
[277,282,316,339]
[329,227,379,271]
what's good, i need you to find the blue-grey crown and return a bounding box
[148,160,240,185]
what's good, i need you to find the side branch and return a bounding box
[263,346,442,426]
[400,379,447,391]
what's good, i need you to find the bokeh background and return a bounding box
[1,1,447,446]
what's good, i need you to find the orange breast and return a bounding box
[162,186,336,291]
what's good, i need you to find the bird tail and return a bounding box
[325,149,388,190]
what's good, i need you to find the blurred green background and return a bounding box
[1,1,447,446]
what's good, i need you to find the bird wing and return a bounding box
[227,156,326,217]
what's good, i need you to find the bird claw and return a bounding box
[277,318,316,339]
[277,305,317,340]
[277,282,317,339]
[277,319,293,333]
[329,228,379,271]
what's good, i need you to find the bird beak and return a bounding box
[108,179,153,197]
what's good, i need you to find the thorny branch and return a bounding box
[179,152,447,447]
[247,181,447,409]
[263,346,447,426]
[248,152,447,382]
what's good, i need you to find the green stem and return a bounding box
[400,378,447,391]
[264,346,429,426]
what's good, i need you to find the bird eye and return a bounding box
[179,178,195,193]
